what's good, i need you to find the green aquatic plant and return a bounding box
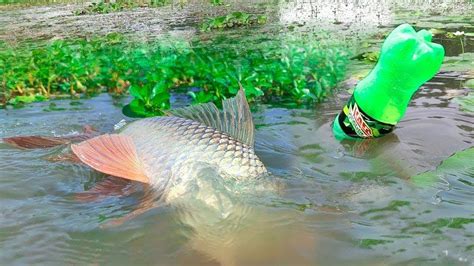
[0,35,134,107]
[209,0,223,6]
[360,200,411,216]
[7,94,47,107]
[358,238,393,249]
[74,1,124,15]
[412,147,474,187]
[464,79,474,89]
[454,92,474,113]
[74,0,169,15]
[351,51,379,63]
[401,217,474,234]
[452,79,474,113]
[200,12,267,32]
[445,30,466,54]
[123,34,348,117]
[0,33,349,115]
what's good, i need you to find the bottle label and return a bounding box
[337,95,395,138]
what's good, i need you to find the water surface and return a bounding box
[1,74,473,264]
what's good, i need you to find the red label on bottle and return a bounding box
[337,95,395,139]
[346,102,373,137]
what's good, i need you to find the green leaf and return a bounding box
[151,80,168,98]
[358,239,393,249]
[191,90,214,104]
[151,91,170,108]
[129,85,146,101]
[453,92,474,113]
[412,147,474,187]
[8,94,47,105]
[122,99,149,118]
[464,79,474,89]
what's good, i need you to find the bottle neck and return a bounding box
[353,66,416,124]
[335,95,396,139]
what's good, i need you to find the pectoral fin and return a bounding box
[3,136,72,149]
[71,134,150,184]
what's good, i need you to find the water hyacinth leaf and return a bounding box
[257,15,267,24]
[106,32,125,44]
[129,85,146,101]
[200,12,268,32]
[428,28,446,35]
[358,239,394,249]
[453,93,474,113]
[122,99,150,118]
[189,90,215,104]
[464,79,474,89]
[411,147,474,187]
[8,94,47,105]
[442,52,474,72]
[209,0,223,6]
[1,31,348,113]
[242,83,264,98]
[43,102,67,112]
[151,80,169,98]
[151,92,170,110]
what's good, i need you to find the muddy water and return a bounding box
[0,74,473,265]
[1,0,474,265]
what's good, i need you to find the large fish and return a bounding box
[4,89,268,198]
[2,91,323,265]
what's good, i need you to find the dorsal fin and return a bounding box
[168,88,255,147]
[71,134,150,184]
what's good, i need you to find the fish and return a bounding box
[2,91,321,265]
[3,89,268,200]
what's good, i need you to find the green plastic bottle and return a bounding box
[333,24,445,139]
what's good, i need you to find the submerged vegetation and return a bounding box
[412,147,474,187]
[454,79,474,113]
[0,33,348,116]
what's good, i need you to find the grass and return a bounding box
[0,32,349,117]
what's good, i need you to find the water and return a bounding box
[1,0,474,265]
[1,80,472,265]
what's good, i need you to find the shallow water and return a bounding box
[1,75,473,265]
[1,0,474,265]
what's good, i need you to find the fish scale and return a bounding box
[120,116,267,189]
